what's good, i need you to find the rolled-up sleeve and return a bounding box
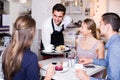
[90,77,101,80]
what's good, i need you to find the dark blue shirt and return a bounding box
[13,49,40,80]
[91,34,120,80]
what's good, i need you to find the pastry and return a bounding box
[55,65,63,71]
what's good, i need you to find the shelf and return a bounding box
[61,0,90,16]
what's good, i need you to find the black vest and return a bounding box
[50,19,64,47]
[41,19,64,50]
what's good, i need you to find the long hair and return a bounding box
[2,16,36,80]
[83,18,98,39]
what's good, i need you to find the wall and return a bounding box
[9,1,20,33]
[9,0,31,34]
[32,0,61,29]
[61,0,107,25]
[107,0,120,16]
[3,1,9,14]
[91,0,107,26]
[2,14,9,26]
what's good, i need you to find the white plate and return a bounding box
[56,67,69,73]
[55,46,70,53]
[42,65,69,73]
[42,50,54,53]
[64,47,70,51]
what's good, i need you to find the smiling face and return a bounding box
[99,18,108,36]
[79,22,91,36]
[52,10,64,26]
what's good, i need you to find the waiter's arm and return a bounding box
[42,22,52,48]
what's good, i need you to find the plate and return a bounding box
[55,46,70,53]
[42,65,69,73]
[42,50,54,53]
[64,47,70,51]
[56,67,69,73]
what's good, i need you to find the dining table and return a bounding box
[39,57,105,80]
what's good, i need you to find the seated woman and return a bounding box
[2,16,54,80]
[75,18,104,78]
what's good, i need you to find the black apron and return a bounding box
[51,19,64,48]
[41,19,64,50]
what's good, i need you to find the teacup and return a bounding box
[45,44,54,52]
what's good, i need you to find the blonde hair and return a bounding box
[2,16,36,80]
[83,18,99,39]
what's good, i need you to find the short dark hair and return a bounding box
[102,12,120,32]
[52,3,66,15]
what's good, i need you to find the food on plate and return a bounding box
[55,65,63,71]
[56,45,65,51]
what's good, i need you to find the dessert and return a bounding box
[55,65,63,71]
[56,45,65,52]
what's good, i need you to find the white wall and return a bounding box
[92,0,107,26]
[9,0,31,34]
[2,14,10,26]
[9,1,21,34]
[32,0,61,29]
[107,0,120,16]
[3,1,9,14]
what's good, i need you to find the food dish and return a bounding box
[55,67,69,73]
[55,65,63,71]
[56,45,65,51]
[42,65,69,73]
[55,46,70,53]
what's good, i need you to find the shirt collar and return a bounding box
[53,19,64,27]
[105,34,119,49]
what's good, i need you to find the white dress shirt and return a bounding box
[42,15,72,48]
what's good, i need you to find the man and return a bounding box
[41,3,72,50]
[76,13,120,80]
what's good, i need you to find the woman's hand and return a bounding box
[44,64,55,80]
[76,69,90,80]
[38,62,43,68]
[78,57,93,65]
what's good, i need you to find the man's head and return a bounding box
[52,3,66,26]
[99,13,120,38]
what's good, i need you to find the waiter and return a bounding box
[41,3,72,50]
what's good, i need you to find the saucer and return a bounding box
[42,65,69,73]
[42,50,54,53]
[56,67,69,73]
